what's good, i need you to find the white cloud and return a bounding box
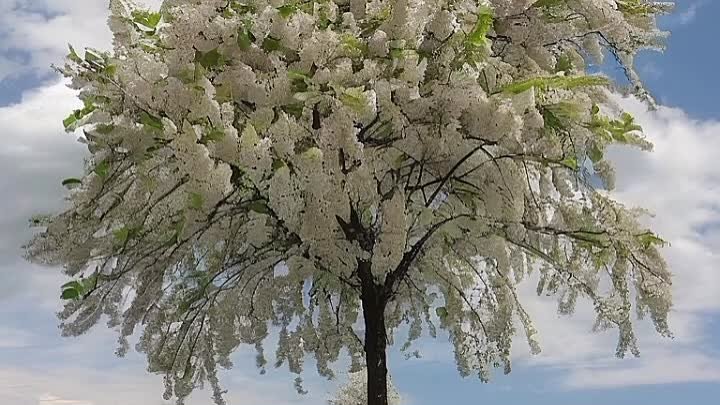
[0,365,313,405]
[38,394,93,405]
[0,328,34,349]
[676,2,703,26]
[639,61,663,80]
[612,96,720,313]
[0,80,85,269]
[0,0,163,82]
[563,350,720,389]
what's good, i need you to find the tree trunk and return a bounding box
[360,268,389,405]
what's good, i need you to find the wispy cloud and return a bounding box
[639,61,663,80]
[0,81,85,272]
[0,328,34,349]
[38,394,93,405]
[670,1,705,26]
[0,365,314,405]
[679,3,701,25]
[563,350,720,389]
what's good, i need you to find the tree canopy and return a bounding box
[26,0,674,404]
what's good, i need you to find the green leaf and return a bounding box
[84,49,105,68]
[132,10,162,29]
[340,34,368,58]
[262,37,282,52]
[62,114,78,130]
[620,112,642,132]
[104,64,117,77]
[282,103,304,118]
[503,75,609,95]
[636,232,667,249]
[541,108,564,132]
[140,111,164,131]
[585,110,647,148]
[63,101,97,131]
[112,225,141,247]
[560,156,579,170]
[67,44,83,63]
[247,201,270,214]
[588,144,603,163]
[237,27,255,50]
[339,87,368,113]
[188,192,204,210]
[532,0,567,8]
[272,159,286,171]
[466,6,494,47]
[435,307,448,319]
[616,0,670,16]
[287,69,309,82]
[215,84,234,103]
[113,227,131,244]
[288,69,310,93]
[460,5,494,65]
[94,161,110,178]
[277,4,297,18]
[82,274,99,293]
[147,13,162,27]
[202,128,225,143]
[61,280,83,290]
[178,300,191,314]
[317,15,332,30]
[555,54,573,73]
[177,65,197,84]
[178,292,203,314]
[61,288,80,300]
[389,47,415,60]
[60,279,86,301]
[95,124,115,134]
[61,178,83,188]
[195,48,224,69]
[230,1,256,14]
[546,101,582,121]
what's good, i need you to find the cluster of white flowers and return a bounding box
[328,369,402,405]
[26,0,674,403]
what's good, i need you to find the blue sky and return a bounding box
[1,1,719,405]
[637,0,720,119]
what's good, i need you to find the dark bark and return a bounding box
[337,205,390,405]
[359,260,389,405]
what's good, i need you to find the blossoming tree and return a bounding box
[329,369,401,405]
[26,0,674,404]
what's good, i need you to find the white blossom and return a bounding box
[329,369,401,405]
